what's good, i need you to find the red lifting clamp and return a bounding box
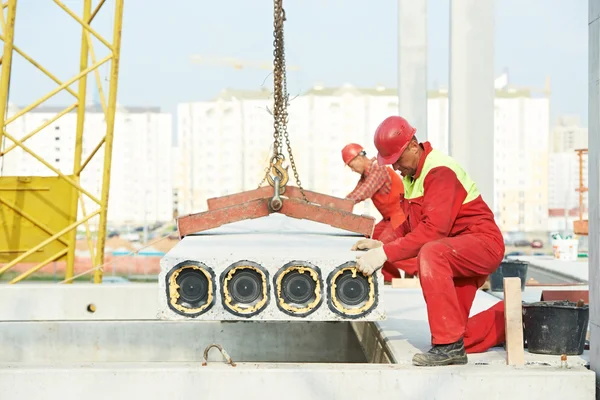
[176,185,376,239]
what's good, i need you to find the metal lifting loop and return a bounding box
[269,175,283,211]
[201,343,236,367]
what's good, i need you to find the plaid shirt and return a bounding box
[346,158,392,202]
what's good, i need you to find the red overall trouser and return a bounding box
[372,219,402,282]
[385,232,506,353]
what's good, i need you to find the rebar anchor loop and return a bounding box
[202,343,236,367]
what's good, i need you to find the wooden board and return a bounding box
[391,278,421,289]
[503,277,525,366]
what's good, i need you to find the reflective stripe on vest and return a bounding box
[403,149,480,204]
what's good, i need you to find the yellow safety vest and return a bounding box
[402,149,481,204]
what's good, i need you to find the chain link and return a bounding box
[257,0,308,203]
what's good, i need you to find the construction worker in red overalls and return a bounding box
[352,115,506,366]
[341,143,406,283]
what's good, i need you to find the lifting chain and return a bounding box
[258,0,308,203]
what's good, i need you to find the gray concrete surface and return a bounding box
[507,255,589,282]
[0,284,590,367]
[0,285,595,398]
[0,320,371,363]
[0,363,594,400]
[527,265,586,285]
[0,283,157,321]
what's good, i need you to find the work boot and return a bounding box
[412,338,468,366]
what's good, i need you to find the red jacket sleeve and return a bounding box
[382,166,467,262]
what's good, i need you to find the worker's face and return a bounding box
[392,141,420,177]
[348,156,367,174]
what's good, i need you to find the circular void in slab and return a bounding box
[166,261,216,317]
[273,261,323,317]
[327,261,378,319]
[220,261,270,318]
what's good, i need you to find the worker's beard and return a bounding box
[397,167,414,178]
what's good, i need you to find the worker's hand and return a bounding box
[355,247,387,276]
[351,238,383,251]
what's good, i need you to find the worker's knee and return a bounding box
[416,241,447,279]
[373,221,395,243]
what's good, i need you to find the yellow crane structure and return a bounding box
[190,54,301,72]
[0,0,124,284]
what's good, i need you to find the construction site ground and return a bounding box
[0,216,595,398]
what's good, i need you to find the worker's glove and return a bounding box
[351,238,383,251]
[355,247,388,276]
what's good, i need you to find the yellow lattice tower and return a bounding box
[0,0,124,283]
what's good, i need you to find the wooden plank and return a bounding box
[391,278,421,288]
[503,277,525,366]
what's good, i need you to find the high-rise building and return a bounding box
[176,88,275,215]
[493,88,550,233]
[2,104,173,225]
[547,115,588,232]
[551,115,588,153]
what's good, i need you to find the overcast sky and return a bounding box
[7,0,588,126]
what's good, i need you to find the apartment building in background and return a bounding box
[492,87,550,233]
[551,115,588,153]
[176,79,550,233]
[2,104,173,225]
[547,115,588,232]
[0,82,561,233]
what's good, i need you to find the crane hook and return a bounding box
[267,157,289,194]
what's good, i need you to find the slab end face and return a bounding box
[157,235,386,322]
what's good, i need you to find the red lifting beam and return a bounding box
[206,186,355,212]
[177,189,375,239]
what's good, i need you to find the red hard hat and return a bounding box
[341,143,364,165]
[374,116,416,165]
